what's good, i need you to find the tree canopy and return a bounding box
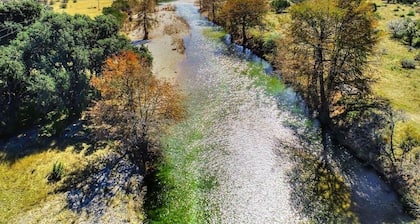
[221,0,268,48]
[0,1,140,137]
[280,0,377,126]
[89,50,184,168]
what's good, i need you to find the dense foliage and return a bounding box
[89,50,185,170]
[0,1,137,137]
[220,0,267,47]
[271,0,290,13]
[0,0,44,45]
[279,0,377,126]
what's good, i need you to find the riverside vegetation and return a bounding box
[0,0,419,222]
[0,0,183,222]
[199,0,420,218]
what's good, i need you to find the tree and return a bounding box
[135,0,157,40]
[221,0,268,48]
[0,0,136,137]
[90,51,184,168]
[0,0,43,45]
[388,18,419,46]
[280,0,377,127]
[202,0,222,22]
[271,0,290,13]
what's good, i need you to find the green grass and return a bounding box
[147,114,214,223]
[370,0,420,137]
[244,63,286,95]
[202,27,227,40]
[52,0,113,18]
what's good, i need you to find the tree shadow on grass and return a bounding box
[0,120,92,163]
[56,152,144,222]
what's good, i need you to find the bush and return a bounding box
[102,7,127,26]
[401,58,416,69]
[415,53,420,61]
[48,161,64,182]
[59,2,67,8]
[407,11,415,16]
[271,0,290,13]
[388,19,407,38]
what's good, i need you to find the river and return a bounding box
[148,2,413,223]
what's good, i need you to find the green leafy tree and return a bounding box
[0,0,43,45]
[0,1,136,137]
[135,0,157,40]
[221,0,268,48]
[280,0,377,126]
[271,0,290,13]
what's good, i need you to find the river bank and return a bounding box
[143,1,413,223]
[197,2,419,218]
[129,3,190,81]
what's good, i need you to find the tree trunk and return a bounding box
[211,2,216,22]
[242,22,246,52]
[315,44,330,126]
[143,13,149,40]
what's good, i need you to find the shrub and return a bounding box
[407,11,415,16]
[401,58,416,69]
[388,19,407,38]
[48,161,64,182]
[102,7,127,26]
[271,0,290,13]
[59,2,67,8]
[414,53,420,61]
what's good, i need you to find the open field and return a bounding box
[370,0,420,134]
[0,142,88,222]
[51,0,112,18]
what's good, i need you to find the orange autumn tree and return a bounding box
[90,50,184,169]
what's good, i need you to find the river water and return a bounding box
[163,2,412,223]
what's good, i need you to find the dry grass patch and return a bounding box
[0,144,88,222]
[51,0,112,18]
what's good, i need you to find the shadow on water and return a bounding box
[329,141,414,224]
[286,147,358,223]
[214,14,414,224]
[155,2,414,223]
[281,124,414,223]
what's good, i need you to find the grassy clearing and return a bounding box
[370,0,420,135]
[51,0,112,18]
[0,143,88,222]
